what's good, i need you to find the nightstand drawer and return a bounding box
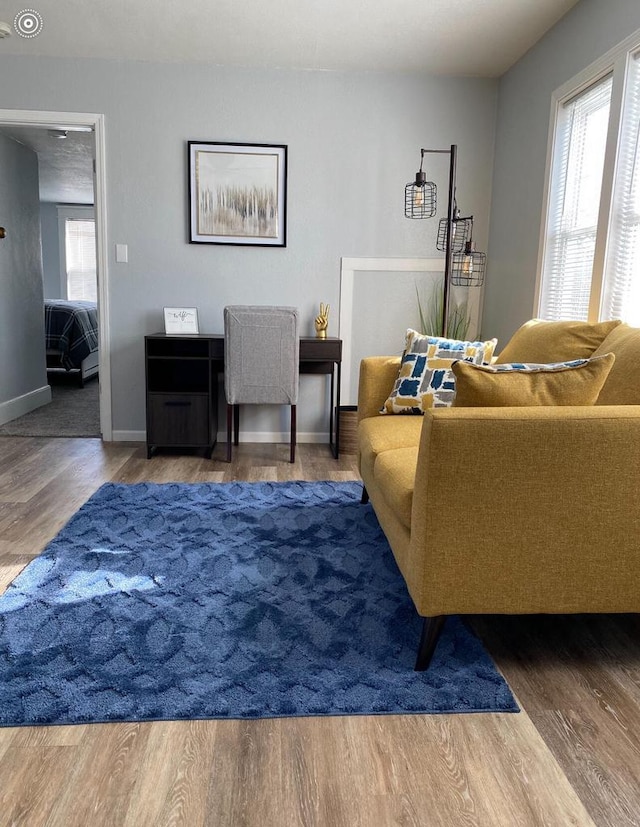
[147,394,209,446]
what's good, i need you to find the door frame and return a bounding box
[0,109,111,440]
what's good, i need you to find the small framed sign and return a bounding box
[163,307,199,334]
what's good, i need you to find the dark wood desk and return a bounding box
[145,334,342,459]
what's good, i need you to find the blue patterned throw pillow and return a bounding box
[381,330,498,414]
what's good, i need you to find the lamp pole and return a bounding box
[416,145,457,337]
[443,144,457,339]
[407,144,486,322]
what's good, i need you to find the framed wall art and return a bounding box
[188,141,287,246]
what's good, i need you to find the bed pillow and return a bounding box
[380,330,498,414]
[495,319,621,364]
[452,353,615,407]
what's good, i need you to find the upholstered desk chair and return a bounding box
[223,306,299,463]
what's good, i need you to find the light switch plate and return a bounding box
[115,243,128,263]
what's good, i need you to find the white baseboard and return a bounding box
[110,430,329,444]
[112,430,145,442]
[0,385,52,426]
[216,430,329,444]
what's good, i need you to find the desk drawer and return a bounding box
[301,339,342,361]
[147,393,209,446]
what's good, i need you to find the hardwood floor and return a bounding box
[0,436,638,826]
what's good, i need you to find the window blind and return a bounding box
[539,74,613,321]
[601,51,640,326]
[65,218,97,302]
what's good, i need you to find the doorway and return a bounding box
[0,109,111,440]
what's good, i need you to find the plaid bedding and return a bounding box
[45,300,98,370]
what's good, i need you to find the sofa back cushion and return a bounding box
[495,319,621,364]
[452,353,615,407]
[592,324,640,404]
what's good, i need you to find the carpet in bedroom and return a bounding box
[0,374,100,438]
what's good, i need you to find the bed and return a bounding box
[45,299,99,387]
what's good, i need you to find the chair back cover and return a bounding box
[224,306,299,405]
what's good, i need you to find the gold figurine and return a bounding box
[314,303,329,339]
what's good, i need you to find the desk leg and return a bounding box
[335,362,341,459]
[329,365,335,457]
[328,362,340,460]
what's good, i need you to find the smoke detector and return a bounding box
[0,21,11,38]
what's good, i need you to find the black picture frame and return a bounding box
[188,141,287,247]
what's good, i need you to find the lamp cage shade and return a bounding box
[405,180,437,219]
[436,216,472,253]
[451,243,486,287]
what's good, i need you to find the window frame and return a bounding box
[57,204,96,301]
[535,27,640,323]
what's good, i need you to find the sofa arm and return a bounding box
[357,356,401,422]
[407,405,640,616]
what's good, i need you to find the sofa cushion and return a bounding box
[373,447,419,531]
[358,415,423,481]
[357,356,402,421]
[495,319,621,364]
[592,324,640,404]
[380,329,498,414]
[452,354,615,407]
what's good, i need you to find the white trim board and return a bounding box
[339,257,444,406]
[0,108,112,441]
[0,385,51,427]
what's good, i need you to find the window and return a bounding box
[538,35,640,326]
[602,52,640,325]
[540,76,612,320]
[57,206,97,302]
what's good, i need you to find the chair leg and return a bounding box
[361,486,369,504]
[290,404,297,463]
[226,404,233,462]
[233,404,240,445]
[414,616,447,671]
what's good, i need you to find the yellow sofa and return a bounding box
[357,321,640,669]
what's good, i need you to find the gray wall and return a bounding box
[0,133,46,407]
[485,0,640,347]
[40,202,61,300]
[0,56,497,437]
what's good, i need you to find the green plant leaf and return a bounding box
[415,280,471,340]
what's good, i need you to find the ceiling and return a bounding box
[0,0,581,203]
[0,0,580,77]
[0,126,94,204]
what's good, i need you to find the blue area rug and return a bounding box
[0,481,517,725]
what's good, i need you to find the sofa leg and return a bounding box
[414,616,447,671]
[226,405,233,463]
[361,486,369,504]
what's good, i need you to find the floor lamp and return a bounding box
[405,144,486,338]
